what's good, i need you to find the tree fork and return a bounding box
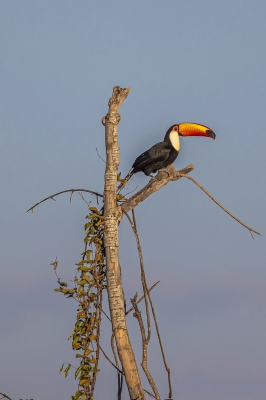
[102,86,145,399]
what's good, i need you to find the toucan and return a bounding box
[118,123,215,190]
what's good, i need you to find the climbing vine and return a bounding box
[52,205,106,400]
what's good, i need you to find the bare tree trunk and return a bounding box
[102,86,145,400]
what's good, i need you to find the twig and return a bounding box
[131,211,151,340]
[126,281,160,315]
[124,212,151,341]
[102,308,112,322]
[0,394,12,400]
[123,185,139,198]
[132,209,172,398]
[100,345,124,375]
[77,191,91,207]
[126,210,173,399]
[131,295,160,400]
[96,148,106,163]
[111,332,119,369]
[27,188,103,213]
[144,388,157,399]
[180,174,261,238]
[125,211,161,399]
[111,332,123,400]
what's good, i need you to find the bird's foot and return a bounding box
[149,174,160,181]
[161,168,171,177]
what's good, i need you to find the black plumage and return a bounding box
[131,141,178,176]
[118,125,179,190]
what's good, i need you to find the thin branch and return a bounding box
[130,211,150,332]
[77,191,91,207]
[126,281,160,315]
[100,345,124,375]
[130,295,160,400]
[123,185,139,198]
[0,394,12,400]
[131,209,172,399]
[111,332,123,400]
[96,148,106,163]
[102,308,112,322]
[144,389,157,399]
[111,332,119,369]
[125,210,161,399]
[27,189,103,213]
[180,174,261,238]
[124,212,151,341]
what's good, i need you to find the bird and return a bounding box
[118,122,215,190]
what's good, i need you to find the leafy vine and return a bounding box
[52,205,106,400]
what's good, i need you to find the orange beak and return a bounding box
[178,123,216,139]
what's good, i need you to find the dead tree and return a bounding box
[101,87,145,399]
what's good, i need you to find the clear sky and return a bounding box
[0,1,265,399]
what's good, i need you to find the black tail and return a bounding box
[117,168,134,191]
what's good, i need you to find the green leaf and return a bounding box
[89,206,100,213]
[77,260,92,266]
[59,363,64,373]
[76,279,88,286]
[74,365,82,379]
[72,335,79,346]
[89,355,97,364]
[84,348,93,356]
[72,343,82,350]
[64,363,71,378]
[87,213,99,219]
[54,288,62,292]
[75,353,84,358]
[67,289,76,294]
[84,222,92,230]
[78,266,90,272]
[59,281,68,287]
[82,364,93,372]
[82,274,90,283]
[73,390,84,399]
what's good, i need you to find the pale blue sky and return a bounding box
[0,1,265,399]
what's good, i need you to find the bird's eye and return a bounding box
[174,126,178,131]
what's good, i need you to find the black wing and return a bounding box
[132,141,171,171]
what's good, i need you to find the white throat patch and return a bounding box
[169,130,180,151]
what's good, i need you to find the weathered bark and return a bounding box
[102,86,145,399]
[122,164,194,214]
